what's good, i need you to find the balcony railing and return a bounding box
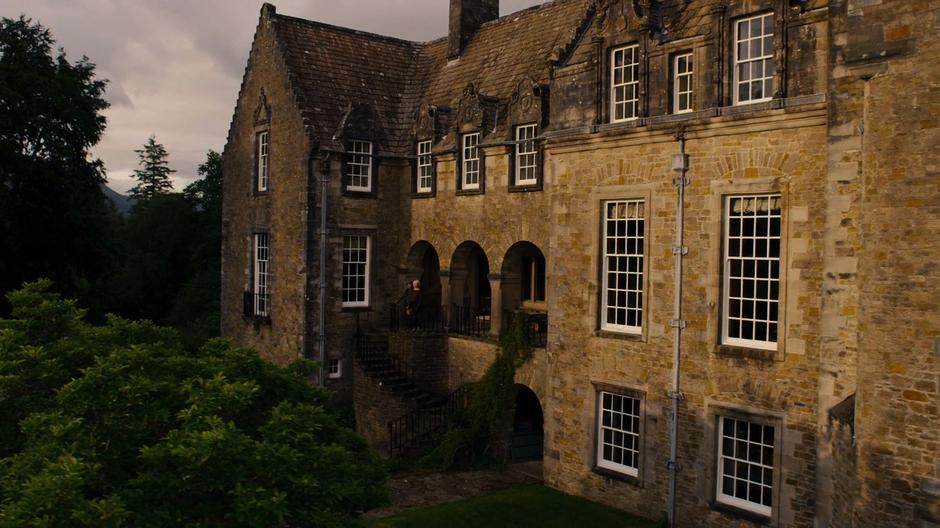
[389,302,447,334]
[449,304,491,337]
[503,309,548,348]
[243,291,271,319]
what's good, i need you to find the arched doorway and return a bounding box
[510,384,544,463]
[449,241,491,335]
[500,242,547,344]
[405,241,442,313]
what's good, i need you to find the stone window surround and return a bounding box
[703,401,785,525]
[327,358,343,379]
[609,43,641,124]
[718,1,786,107]
[341,140,380,198]
[733,11,776,106]
[590,381,647,486]
[708,176,790,362]
[245,226,272,324]
[672,50,695,114]
[507,123,544,193]
[412,139,437,198]
[456,131,485,196]
[252,126,271,196]
[588,184,654,342]
[340,229,374,311]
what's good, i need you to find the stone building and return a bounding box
[220,0,939,526]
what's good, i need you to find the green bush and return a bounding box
[0,281,387,527]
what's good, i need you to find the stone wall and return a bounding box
[352,358,420,453]
[389,333,450,398]
[221,7,312,367]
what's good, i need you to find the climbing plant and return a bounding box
[421,312,535,469]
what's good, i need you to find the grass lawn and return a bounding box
[362,484,661,528]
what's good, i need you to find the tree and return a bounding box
[183,149,222,214]
[0,281,388,526]
[0,16,118,315]
[129,135,175,201]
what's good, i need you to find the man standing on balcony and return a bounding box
[398,280,422,331]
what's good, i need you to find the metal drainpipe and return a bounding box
[667,128,689,527]
[317,153,331,386]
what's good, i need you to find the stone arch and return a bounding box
[509,384,544,463]
[403,241,442,314]
[449,241,492,319]
[499,241,547,335]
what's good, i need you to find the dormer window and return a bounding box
[461,132,481,191]
[514,124,538,186]
[417,140,433,194]
[734,13,774,105]
[346,140,373,192]
[611,45,639,122]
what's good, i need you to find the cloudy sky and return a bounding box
[3,0,544,194]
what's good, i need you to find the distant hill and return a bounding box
[100,183,135,215]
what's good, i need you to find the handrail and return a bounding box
[387,385,470,458]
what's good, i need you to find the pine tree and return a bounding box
[129,135,175,200]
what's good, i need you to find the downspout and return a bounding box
[667,127,689,528]
[317,152,331,386]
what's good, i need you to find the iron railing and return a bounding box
[503,310,548,348]
[389,302,447,334]
[355,332,413,379]
[449,304,491,337]
[388,385,470,458]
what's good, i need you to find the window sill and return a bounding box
[412,190,436,199]
[243,315,272,326]
[592,466,641,486]
[342,189,377,199]
[456,188,484,197]
[341,305,372,313]
[716,344,777,361]
[508,181,543,193]
[594,330,644,343]
[709,500,772,525]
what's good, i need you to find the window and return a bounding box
[461,133,480,190]
[734,13,774,104]
[342,235,370,307]
[716,416,775,516]
[346,140,373,192]
[610,45,640,122]
[674,52,694,113]
[327,358,343,379]
[256,131,269,192]
[514,124,538,185]
[601,200,645,333]
[417,140,433,193]
[722,195,781,349]
[253,233,270,317]
[596,391,641,477]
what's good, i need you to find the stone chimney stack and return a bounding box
[448,0,499,59]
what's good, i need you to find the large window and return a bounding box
[602,200,644,333]
[346,140,373,192]
[596,390,641,477]
[674,52,694,113]
[716,416,775,516]
[734,13,774,104]
[514,124,538,186]
[256,131,269,192]
[417,140,433,194]
[722,194,781,349]
[461,133,480,190]
[253,233,270,317]
[610,45,639,122]
[342,235,370,307]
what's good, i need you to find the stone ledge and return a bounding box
[594,330,644,343]
[715,344,776,361]
[591,466,641,487]
[709,500,772,525]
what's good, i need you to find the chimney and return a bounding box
[448,0,499,59]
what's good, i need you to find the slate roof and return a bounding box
[267,0,595,156]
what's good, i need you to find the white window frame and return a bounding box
[715,415,775,517]
[721,194,781,350]
[461,133,480,190]
[514,124,538,186]
[346,140,373,192]
[596,390,641,477]
[601,199,645,334]
[327,358,343,379]
[674,52,694,114]
[734,13,775,105]
[341,234,370,308]
[417,140,433,193]
[610,44,640,123]
[253,233,270,317]
[256,131,269,192]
